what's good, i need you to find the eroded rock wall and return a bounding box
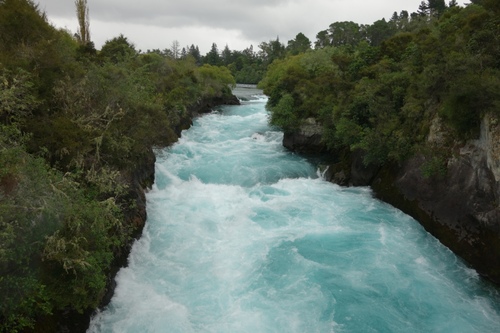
[373,116,500,282]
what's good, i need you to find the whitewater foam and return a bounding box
[88,93,500,333]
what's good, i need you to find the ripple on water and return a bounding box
[88,95,500,333]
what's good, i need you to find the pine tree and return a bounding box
[205,43,221,66]
[428,0,446,16]
[418,1,429,16]
[221,44,232,66]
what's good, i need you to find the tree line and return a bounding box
[149,33,312,85]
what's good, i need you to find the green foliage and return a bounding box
[261,1,499,166]
[0,142,63,331]
[287,32,311,55]
[0,68,38,125]
[41,195,126,312]
[269,93,300,130]
[197,64,236,97]
[99,34,137,63]
[204,43,221,66]
[0,1,238,330]
[381,33,414,61]
[366,19,396,46]
[440,92,481,138]
[421,155,448,178]
[328,21,364,47]
[0,0,53,58]
[259,37,286,66]
[0,276,51,333]
[0,134,128,325]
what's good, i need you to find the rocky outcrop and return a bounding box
[283,118,327,154]
[481,114,500,182]
[320,150,380,186]
[175,92,240,136]
[295,115,500,284]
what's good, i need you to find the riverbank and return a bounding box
[46,92,240,333]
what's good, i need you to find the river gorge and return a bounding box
[87,87,500,333]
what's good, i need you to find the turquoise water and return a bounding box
[88,93,500,332]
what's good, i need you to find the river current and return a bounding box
[88,88,500,332]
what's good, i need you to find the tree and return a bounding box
[0,68,38,126]
[448,0,458,7]
[328,21,363,46]
[242,45,255,59]
[188,44,201,64]
[390,11,399,23]
[205,42,221,65]
[170,40,180,59]
[428,0,446,16]
[180,47,187,59]
[259,37,286,65]
[366,19,395,46]
[99,34,137,63]
[0,0,55,56]
[418,1,430,16]
[287,32,311,55]
[75,0,90,45]
[221,44,232,66]
[315,30,330,48]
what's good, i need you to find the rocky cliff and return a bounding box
[283,118,327,154]
[285,115,500,284]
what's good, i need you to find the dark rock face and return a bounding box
[370,117,500,283]
[372,154,500,283]
[349,150,380,186]
[283,118,327,154]
[191,93,240,116]
[174,93,241,136]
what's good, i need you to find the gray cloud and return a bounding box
[35,0,466,53]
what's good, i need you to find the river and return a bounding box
[88,86,500,332]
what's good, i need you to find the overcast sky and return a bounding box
[35,0,465,54]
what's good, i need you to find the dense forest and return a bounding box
[259,0,499,169]
[0,0,236,331]
[1,0,499,331]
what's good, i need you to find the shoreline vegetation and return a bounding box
[1,1,238,331]
[1,0,499,331]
